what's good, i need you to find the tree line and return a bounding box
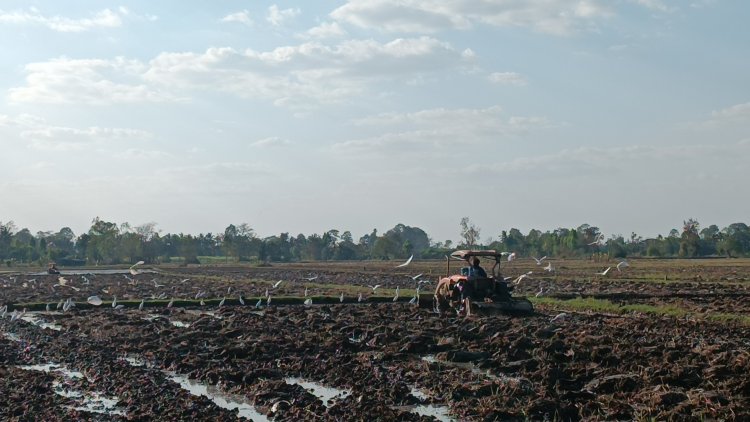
[0,217,748,266]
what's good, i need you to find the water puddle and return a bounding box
[168,372,270,421]
[398,386,454,421]
[3,332,22,342]
[21,314,63,331]
[421,355,531,387]
[18,362,125,415]
[70,393,126,416]
[17,363,84,379]
[284,377,350,406]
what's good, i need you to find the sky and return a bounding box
[0,0,748,244]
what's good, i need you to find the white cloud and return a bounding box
[709,102,750,123]
[0,113,153,151]
[305,21,346,39]
[0,8,125,32]
[336,106,551,154]
[632,0,673,12]
[488,72,527,86]
[10,37,465,108]
[8,57,178,104]
[221,10,253,26]
[330,0,612,36]
[118,148,172,160]
[267,5,301,27]
[22,125,152,151]
[252,137,292,147]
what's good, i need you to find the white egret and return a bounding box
[358,292,363,302]
[409,295,417,305]
[544,262,554,273]
[239,295,245,306]
[396,255,413,268]
[596,267,612,276]
[200,299,206,306]
[513,271,533,285]
[304,298,313,306]
[273,280,283,289]
[255,298,262,308]
[138,299,145,310]
[153,280,165,288]
[267,295,272,306]
[368,285,381,293]
[304,287,309,297]
[507,252,517,262]
[550,312,568,323]
[167,298,174,308]
[45,303,51,312]
[219,297,226,307]
[339,292,344,303]
[112,296,117,308]
[411,273,423,280]
[616,261,630,272]
[533,256,547,265]
[305,276,318,281]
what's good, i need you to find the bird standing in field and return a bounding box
[616,261,630,272]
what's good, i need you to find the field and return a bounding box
[2,257,750,421]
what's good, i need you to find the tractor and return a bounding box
[433,250,533,316]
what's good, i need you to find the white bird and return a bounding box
[513,271,533,285]
[138,299,145,310]
[194,291,205,300]
[255,298,262,308]
[507,252,517,262]
[219,297,226,307]
[167,298,174,308]
[393,287,400,302]
[153,280,164,288]
[544,262,554,273]
[550,312,568,323]
[304,275,318,281]
[265,288,270,298]
[273,280,283,289]
[227,286,232,295]
[56,300,63,310]
[535,287,545,297]
[87,296,103,306]
[304,287,309,297]
[180,278,190,283]
[368,285,381,293]
[533,256,547,265]
[304,298,313,306]
[112,296,117,308]
[200,299,206,306]
[411,273,423,280]
[266,295,272,306]
[596,267,612,276]
[358,292,363,302]
[616,261,630,272]
[239,295,245,306]
[409,295,418,305]
[45,303,51,312]
[396,255,413,268]
[114,305,125,310]
[339,292,344,303]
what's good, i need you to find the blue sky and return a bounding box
[0,0,748,243]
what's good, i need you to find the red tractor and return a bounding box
[433,250,533,316]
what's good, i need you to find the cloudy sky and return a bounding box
[0,0,747,243]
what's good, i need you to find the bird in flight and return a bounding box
[411,273,423,280]
[304,275,318,281]
[596,267,612,276]
[533,256,547,265]
[616,261,629,272]
[513,271,533,285]
[396,255,413,268]
[368,285,381,293]
[273,280,283,289]
[544,262,554,273]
